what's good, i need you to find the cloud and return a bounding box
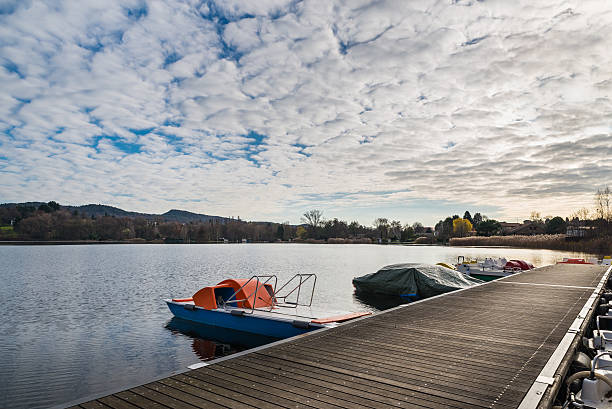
[1,0,612,225]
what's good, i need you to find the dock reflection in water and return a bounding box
[165,317,280,362]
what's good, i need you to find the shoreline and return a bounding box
[0,240,600,255]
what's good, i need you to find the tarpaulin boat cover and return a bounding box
[352,263,483,298]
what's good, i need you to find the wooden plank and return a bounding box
[250,353,473,409]
[159,376,256,408]
[168,374,274,409]
[129,385,195,409]
[114,390,166,409]
[228,358,398,409]
[290,341,531,387]
[97,394,143,409]
[183,368,320,408]
[142,381,228,409]
[255,348,514,409]
[318,335,523,374]
[79,402,110,409]
[236,354,448,409]
[259,344,522,404]
[191,366,348,409]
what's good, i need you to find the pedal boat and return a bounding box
[166,274,370,339]
[454,256,534,281]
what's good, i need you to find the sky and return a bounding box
[1,0,611,226]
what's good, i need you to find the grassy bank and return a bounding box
[449,234,612,255]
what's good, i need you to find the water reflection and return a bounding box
[353,291,411,311]
[165,317,279,361]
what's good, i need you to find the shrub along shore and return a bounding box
[449,234,611,255]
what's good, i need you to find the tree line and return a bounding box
[435,186,612,241]
[2,187,610,243]
[297,209,430,242]
[0,202,297,243]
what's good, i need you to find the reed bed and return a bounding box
[327,237,373,244]
[450,234,612,255]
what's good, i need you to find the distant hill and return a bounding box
[0,202,232,223]
[160,209,230,223]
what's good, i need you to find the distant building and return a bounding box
[566,222,596,240]
[499,221,545,235]
[509,222,545,235]
[499,222,522,234]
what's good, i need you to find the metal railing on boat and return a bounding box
[223,273,317,314]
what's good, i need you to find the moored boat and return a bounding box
[166,274,370,339]
[352,263,483,300]
[454,256,534,281]
[557,256,612,265]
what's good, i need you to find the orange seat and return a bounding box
[192,279,276,310]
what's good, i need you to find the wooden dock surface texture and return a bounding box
[69,264,608,409]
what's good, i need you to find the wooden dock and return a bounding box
[68,264,610,409]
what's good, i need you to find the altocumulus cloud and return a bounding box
[1,0,611,224]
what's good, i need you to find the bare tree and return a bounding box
[373,218,389,239]
[595,186,611,221]
[301,209,324,238]
[595,186,611,236]
[412,221,424,234]
[571,207,591,222]
[529,211,542,223]
[389,220,402,241]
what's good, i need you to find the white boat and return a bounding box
[454,256,533,281]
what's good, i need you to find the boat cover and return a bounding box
[352,263,483,298]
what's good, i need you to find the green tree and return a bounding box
[545,216,566,234]
[476,219,501,236]
[401,224,415,241]
[348,221,361,237]
[463,211,472,223]
[276,224,284,240]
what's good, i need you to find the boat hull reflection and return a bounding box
[353,292,411,311]
[165,317,280,361]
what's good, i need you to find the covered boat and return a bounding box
[166,274,370,339]
[352,263,483,299]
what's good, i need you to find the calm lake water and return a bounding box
[0,243,593,408]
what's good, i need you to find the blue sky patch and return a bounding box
[113,140,142,154]
[2,59,24,79]
[245,131,266,147]
[163,52,181,68]
[91,135,142,154]
[125,4,148,20]
[129,128,155,136]
[293,143,312,157]
[79,41,104,53]
[462,35,488,46]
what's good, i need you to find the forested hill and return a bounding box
[0,202,231,223]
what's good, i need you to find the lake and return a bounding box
[0,243,591,408]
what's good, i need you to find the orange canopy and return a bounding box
[192,279,275,310]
